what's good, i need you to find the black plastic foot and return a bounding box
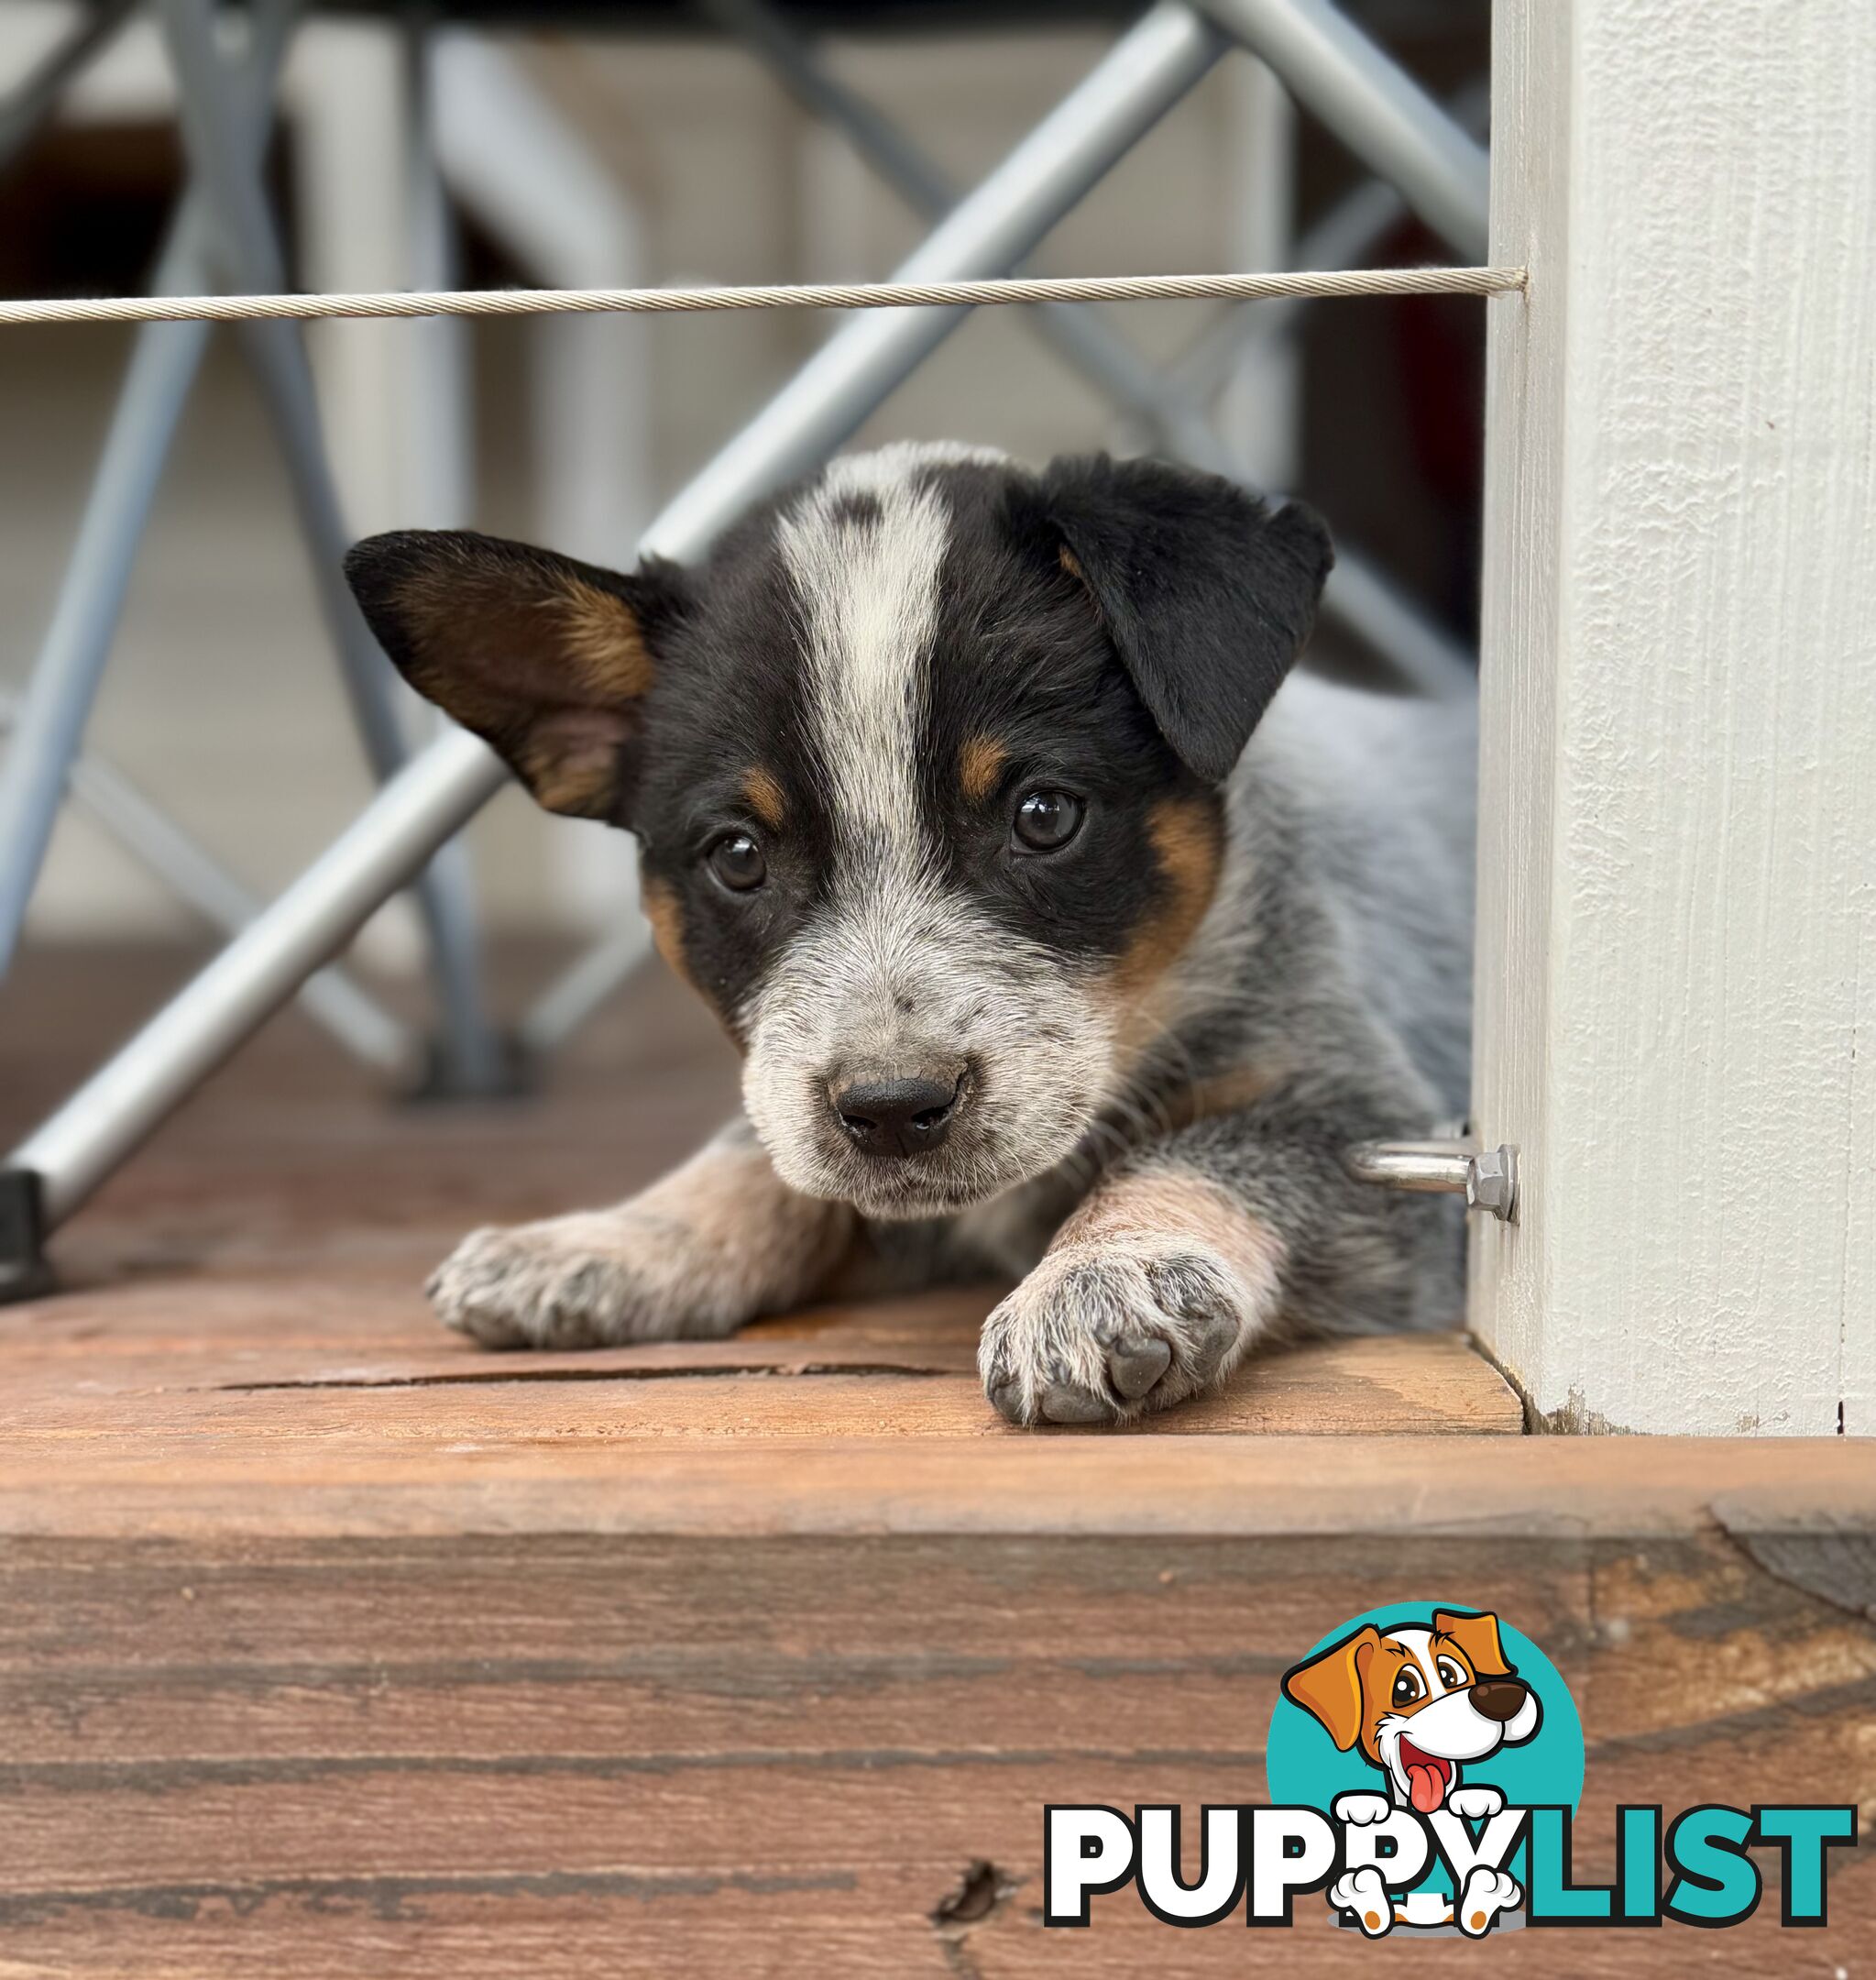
[0,1169,53,1305]
[402,1029,535,1106]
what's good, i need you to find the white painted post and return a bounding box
[1474,0,1876,1434]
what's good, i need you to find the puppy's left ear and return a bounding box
[1433,1610,1515,1679]
[1041,455,1333,783]
[344,529,689,826]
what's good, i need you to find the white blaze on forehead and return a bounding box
[777,442,1004,865]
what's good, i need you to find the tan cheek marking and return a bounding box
[561,576,654,698]
[1059,544,1084,582]
[1100,797,1225,1047]
[640,874,692,987]
[958,735,1007,805]
[1048,1169,1285,1310]
[741,765,787,830]
[642,867,752,1055]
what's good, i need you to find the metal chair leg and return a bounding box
[0,693,411,1072]
[0,315,210,979]
[0,0,290,980]
[1199,0,1489,260]
[158,0,507,1094]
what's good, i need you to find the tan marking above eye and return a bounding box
[741,765,787,830]
[1059,544,1085,582]
[958,735,1007,805]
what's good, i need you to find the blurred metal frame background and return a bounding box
[0,0,1486,1295]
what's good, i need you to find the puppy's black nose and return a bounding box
[832,1073,961,1159]
[1470,1680,1527,1722]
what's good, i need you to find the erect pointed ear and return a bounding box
[1281,1624,1380,1752]
[1040,455,1333,784]
[1432,1610,1515,1679]
[344,529,689,824]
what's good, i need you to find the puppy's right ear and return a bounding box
[1281,1625,1380,1752]
[344,530,689,825]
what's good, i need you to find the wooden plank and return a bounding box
[1475,0,1876,1432]
[0,1526,1869,1972]
[0,1329,1522,1438]
[0,1432,1867,1541]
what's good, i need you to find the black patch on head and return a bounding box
[623,502,832,1032]
[907,456,1197,967]
[1037,455,1333,784]
[826,489,883,529]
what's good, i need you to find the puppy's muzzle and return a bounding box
[1469,1679,1529,1723]
[830,1069,966,1160]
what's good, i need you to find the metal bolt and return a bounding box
[1343,1138,1520,1224]
[1464,1145,1518,1221]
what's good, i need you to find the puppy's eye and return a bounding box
[707,830,766,893]
[1391,1668,1424,1708]
[1435,1657,1466,1690]
[1012,789,1083,852]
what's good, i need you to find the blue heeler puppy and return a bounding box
[345,442,1474,1425]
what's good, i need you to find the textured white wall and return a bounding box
[1474,0,1876,1433]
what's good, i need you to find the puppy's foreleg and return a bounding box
[429,1126,854,1348]
[977,1157,1284,1424]
[978,1080,1452,1424]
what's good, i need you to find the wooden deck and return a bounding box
[1,946,1871,1973]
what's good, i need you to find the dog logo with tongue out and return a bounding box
[1279,1608,1546,1937]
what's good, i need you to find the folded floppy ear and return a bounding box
[1432,1610,1515,1679]
[1281,1624,1380,1752]
[344,529,688,824]
[1041,455,1333,784]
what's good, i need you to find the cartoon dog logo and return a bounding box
[1281,1609,1541,1935]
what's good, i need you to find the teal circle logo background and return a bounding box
[1267,1602,1584,1823]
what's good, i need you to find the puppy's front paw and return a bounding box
[1445,1785,1505,1820]
[428,1213,713,1349]
[978,1239,1252,1425]
[1332,1792,1394,1827]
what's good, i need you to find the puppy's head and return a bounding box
[346,444,1330,1219]
[1282,1611,1541,1814]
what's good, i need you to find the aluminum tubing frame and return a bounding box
[0,692,411,1072]
[0,0,500,1086]
[0,1,293,978]
[158,0,505,1093]
[1198,0,1488,260]
[1,0,1224,1267]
